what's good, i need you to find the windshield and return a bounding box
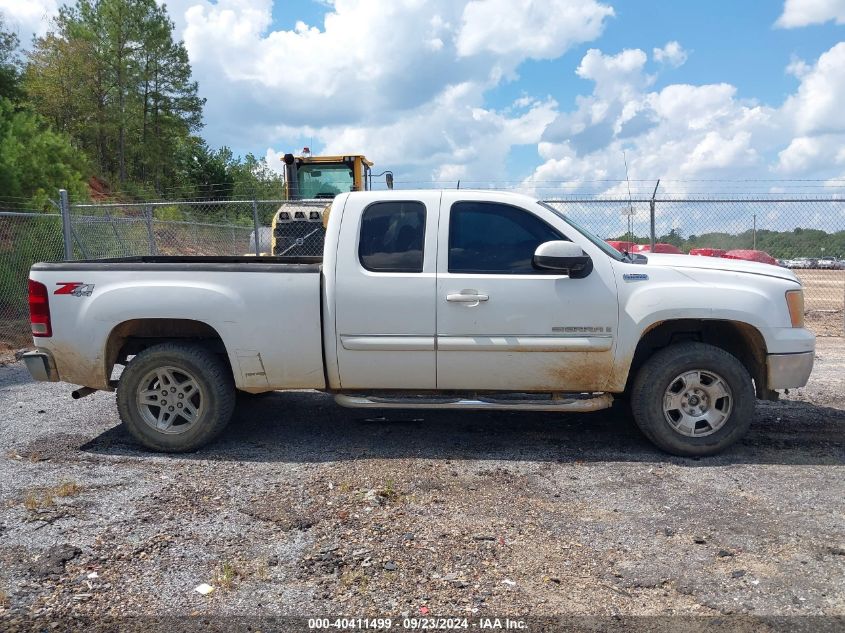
[298,163,354,199]
[538,201,627,262]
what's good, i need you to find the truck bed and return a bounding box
[29,255,326,391]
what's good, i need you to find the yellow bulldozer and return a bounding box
[269,149,393,256]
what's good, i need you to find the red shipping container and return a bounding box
[606,240,636,253]
[689,248,727,257]
[633,243,683,254]
[722,249,778,266]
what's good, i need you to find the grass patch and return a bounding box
[378,479,401,502]
[21,481,81,511]
[53,481,82,497]
[23,491,53,511]
[340,569,370,594]
[215,561,237,590]
[213,557,271,590]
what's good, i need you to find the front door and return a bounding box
[435,194,619,392]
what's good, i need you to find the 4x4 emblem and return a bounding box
[54,282,95,297]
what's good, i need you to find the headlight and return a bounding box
[785,289,804,327]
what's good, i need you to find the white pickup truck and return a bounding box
[24,190,814,456]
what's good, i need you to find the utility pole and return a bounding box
[622,152,636,241]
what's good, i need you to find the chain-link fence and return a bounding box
[66,199,327,259]
[0,210,65,348]
[1,193,843,348]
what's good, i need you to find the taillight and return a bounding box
[28,279,52,337]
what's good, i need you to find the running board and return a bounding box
[334,393,613,412]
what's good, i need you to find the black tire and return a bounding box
[116,343,235,452]
[630,342,755,457]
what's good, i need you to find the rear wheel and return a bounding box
[116,343,235,452]
[631,342,755,456]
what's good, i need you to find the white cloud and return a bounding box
[576,48,651,99]
[774,44,845,175]
[652,41,688,68]
[456,0,614,58]
[777,136,824,173]
[783,42,845,135]
[785,57,811,79]
[776,0,845,27]
[0,0,60,40]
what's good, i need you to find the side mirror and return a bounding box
[533,241,592,277]
[385,172,394,190]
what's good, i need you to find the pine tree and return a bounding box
[24,0,204,193]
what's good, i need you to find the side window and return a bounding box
[448,202,565,274]
[359,201,426,273]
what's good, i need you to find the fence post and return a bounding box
[59,189,73,260]
[145,204,158,255]
[649,179,660,249]
[252,199,261,255]
[752,213,757,250]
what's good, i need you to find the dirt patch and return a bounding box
[805,309,843,337]
[795,269,845,312]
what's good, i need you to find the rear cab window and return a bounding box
[359,201,426,273]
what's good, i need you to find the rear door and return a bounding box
[333,192,441,389]
[435,193,619,392]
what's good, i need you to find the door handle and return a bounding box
[446,292,489,303]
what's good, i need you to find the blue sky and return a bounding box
[2,0,845,197]
[495,1,840,106]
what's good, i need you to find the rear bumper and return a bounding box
[767,351,814,390]
[22,350,59,382]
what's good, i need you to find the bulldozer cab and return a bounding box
[283,152,377,200]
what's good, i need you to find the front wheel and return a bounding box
[116,343,235,452]
[630,342,755,456]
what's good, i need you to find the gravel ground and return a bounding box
[0,340,843,630]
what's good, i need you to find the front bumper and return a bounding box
[22,351,59,382]
[767,351,814,390]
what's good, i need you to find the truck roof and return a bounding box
[342,189,539,204]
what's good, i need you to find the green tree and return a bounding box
[0,16,22,102]
[25,0,204,192]
[229,153,284,200]
[0,98,88,208]
[169,139,283,202]
[658,227,684,247]
[174,137,234,200]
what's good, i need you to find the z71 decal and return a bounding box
[54,282,95,297]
